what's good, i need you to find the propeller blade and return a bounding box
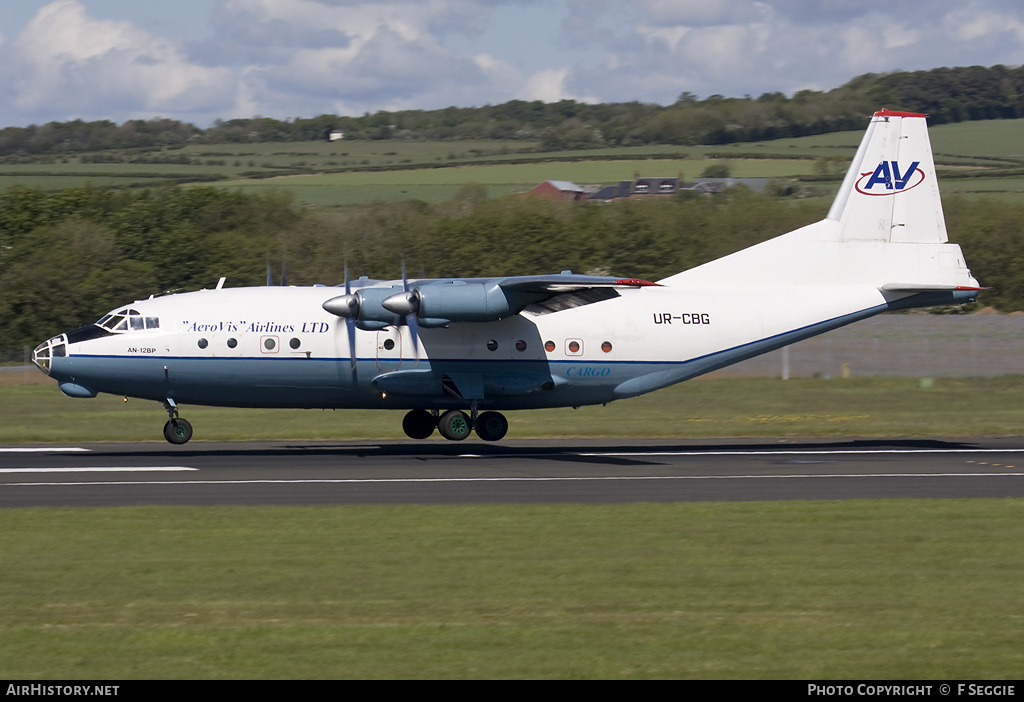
[406,312,419,358]
[266,259,273,286]
[399,261,419,357]
[346,316,358,381]
[343,263,356,381]
[280,255,287,287]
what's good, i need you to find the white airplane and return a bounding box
[32,110,983,444]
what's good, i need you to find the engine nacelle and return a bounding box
[326,281,542,328]
[414,282,533,323]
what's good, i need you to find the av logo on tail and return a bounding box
[856,161,924,195]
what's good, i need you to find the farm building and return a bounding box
[588,176,767,201]
[529,180,589,201]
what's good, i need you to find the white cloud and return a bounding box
[1,0,233,123]
[1,0,1023,127]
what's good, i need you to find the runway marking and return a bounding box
[0,448,90,453]
[5,472,1024,487]
[457,448,1024,458]
[0,467,197,474]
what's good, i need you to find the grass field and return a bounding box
[206,157,822,206]
[5,118,1024,204]
[3,375,1024,444]
[1,500,1022,678]
[4,378,1024,678]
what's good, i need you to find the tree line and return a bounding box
[3,183,1023,357]
[3,65,1024,160]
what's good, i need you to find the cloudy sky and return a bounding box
[1,0,1022,128]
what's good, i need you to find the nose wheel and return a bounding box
[162,398,193,444]
[163,418,193,445]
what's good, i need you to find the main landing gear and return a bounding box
[156,401,508,445]
[403,408,508,442]
[162,398,193,445]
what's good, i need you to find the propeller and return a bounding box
[321,265,362,383]
[344,265,357,380]
[323,263,422,373]
[392,263,419,357]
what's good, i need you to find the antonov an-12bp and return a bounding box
[32,110,983,444]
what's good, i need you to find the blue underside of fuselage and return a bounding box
[45,292,969,411]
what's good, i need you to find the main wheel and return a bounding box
[402,409,436,440]
[475,411,508,442]
[437,410,472,441]
[163,418,193,445]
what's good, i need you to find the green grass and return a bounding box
[7,119,1024,204]
[4,376,1024,444]
[1,501,1022,678]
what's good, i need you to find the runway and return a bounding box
[3,437,1024,507]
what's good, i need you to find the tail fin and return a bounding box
[827,109,946,244]
[659,110,980,293]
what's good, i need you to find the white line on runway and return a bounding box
[456,448,1024,458]
[0,448,90,453]
[584,449,1024,457]
[0,467,197,473]
[5,472,1024,487]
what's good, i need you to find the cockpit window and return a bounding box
[96,308,158,333]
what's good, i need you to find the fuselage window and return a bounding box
[145,317,160,330]
[515,340,527,352]
[486,339,498,351]
[544,340,556,352]
[264,337,277,351]
[198,338,209,349]
[602,341,613,353]
[227,338,238,348]
[289,338,301,349]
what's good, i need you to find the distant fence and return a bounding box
[710,314,1024,379]
[2,314,1023,384]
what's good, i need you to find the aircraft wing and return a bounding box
[493,273,659,293]
[880,283,989,292]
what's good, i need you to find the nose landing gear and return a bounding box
[162,398,193,445]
